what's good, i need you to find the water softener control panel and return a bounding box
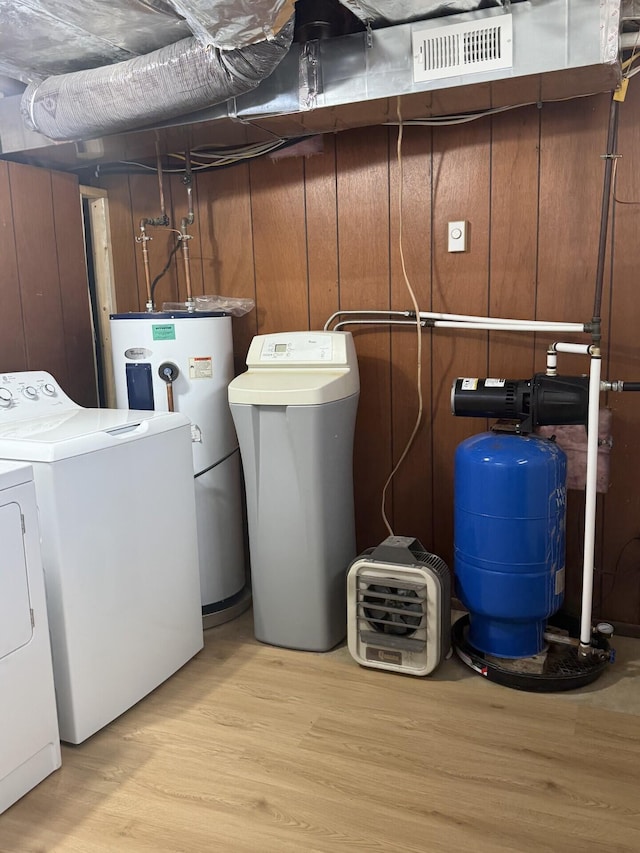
[230,332,360,407]
[258,334,334,363]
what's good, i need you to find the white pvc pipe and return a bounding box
[580,354,602,647]
[431,321,582,333]
[553,342,594,355]
[324,309,586,333]
[421,311,585,331]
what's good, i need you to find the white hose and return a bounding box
[324,310,410,331]
[333,320,424,331]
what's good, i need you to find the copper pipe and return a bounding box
[180,149,195,304]
[180,224,193,303]
[137,221,153,310]
[183,149,194,226]
[155,140,168,223]
[166,382,175,412]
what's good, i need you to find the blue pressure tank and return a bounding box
[454,432,567,659]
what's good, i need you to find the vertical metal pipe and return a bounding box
[137,221,154,310]
[180,225,193,304]
[155,140,168,225]
[184,149,194,226]
[592,98,620,341]
[181,149,195,305]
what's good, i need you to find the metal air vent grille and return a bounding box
[412,15,513,83]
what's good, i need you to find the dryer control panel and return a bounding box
[0,372,78,421]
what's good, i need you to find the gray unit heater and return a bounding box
[347,536,451,677]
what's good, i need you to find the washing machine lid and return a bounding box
[0,409,189,462]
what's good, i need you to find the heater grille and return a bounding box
[412,15,513,83]
[357,574,427,652]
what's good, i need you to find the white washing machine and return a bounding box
[0,371,203,744]
[0,461,61,813]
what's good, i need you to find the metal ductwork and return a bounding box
[21,19,294,142]
[341,1,504,25]
[0,0,624,166]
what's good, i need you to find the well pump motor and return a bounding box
[451,374,590,432]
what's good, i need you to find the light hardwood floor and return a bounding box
[2,611,640,853]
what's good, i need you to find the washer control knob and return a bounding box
[42,383,56,396]
[23,385,38,400]
[0,388,13,407]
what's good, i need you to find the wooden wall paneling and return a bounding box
[0,162,26,371]
[197,164,258,372]
[537,95,610,616]
[169,172,204,302]
[430,83,492,121]
[488,106,540,379]
[430,119,491,566]
[336,127,392,550]
[600,81,640,626]
[129,174,179,309]
[304,134,340,331]
[249,154,309,334]
[489,76,541,110]
[388,125,433,545]
[8,163,69,389]
[537,96,610,357]
[99,175,139,311]
[50,171,98,407]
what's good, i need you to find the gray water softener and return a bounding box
[228,331,360,652]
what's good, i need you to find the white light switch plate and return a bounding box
[448,221,467,252]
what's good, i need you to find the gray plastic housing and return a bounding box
[231,393,359,651]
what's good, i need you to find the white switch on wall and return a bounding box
[448,220,467,253]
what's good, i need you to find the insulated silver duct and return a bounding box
[21,18,293,141]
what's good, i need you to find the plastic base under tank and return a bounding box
[452,613,611,692]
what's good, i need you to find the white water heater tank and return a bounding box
[110,310,247,622]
